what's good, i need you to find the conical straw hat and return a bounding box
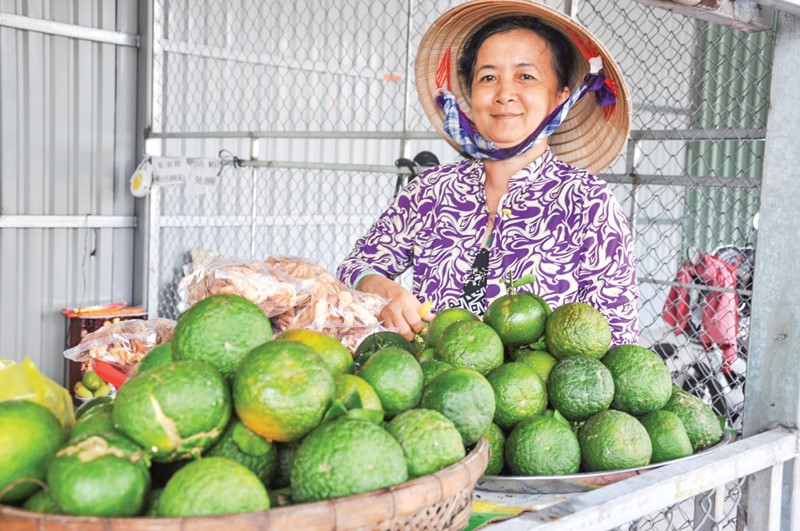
[415,0,631,175]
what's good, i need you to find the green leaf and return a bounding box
[232,421,273,457]
[345,408,384,425]
[321,400,348,424]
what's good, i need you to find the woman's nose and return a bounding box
[494,80,517,104]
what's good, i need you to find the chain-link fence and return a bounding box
[146,1,775,528]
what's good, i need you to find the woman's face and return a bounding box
[469,28,570,149]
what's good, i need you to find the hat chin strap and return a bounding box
[434,57,615,162]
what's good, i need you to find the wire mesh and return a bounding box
[148,1,776,528]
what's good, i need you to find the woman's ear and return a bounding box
[558,86,570,106]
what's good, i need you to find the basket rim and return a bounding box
[0,437,489,527]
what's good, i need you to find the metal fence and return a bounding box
[145,0,777,528]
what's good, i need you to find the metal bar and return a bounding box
[158,214,374,229]
[603,173,761,188]
[160,39,385,81]
[491,429,798,530]
[223,159,410,175]
[629,128,766,141]
[757,0,800,16]
[399,0,415,160]
[0,215,137,229]
[147,130,442,140]
[743,12,800,528]
[639,276,753,296]
[633,0,774,32]
[146,186,162,318]
[146,128,766,141]
[0,12,139,47]
[767,463,783,530]
[564,0,580,19]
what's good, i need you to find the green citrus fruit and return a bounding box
[505,415,581,476]
[172,294,272,380]
[662,386,723,451]
[484,422,506,476]
[420,359,453,386]
[69,401,117,442]
[136,342,173,374]
[386,408,465,478]
[23,489,62,514]
[483,292,548,347]
[602,345,672,415]
[333,373,383,414]
[277,329,354,375]
[159,457,270,517]
[545,302,612,359]
[205,418,278,485]
[291,418,407,503]
[74,395,114,421]
[639,410,693,463]
[353,331,415,368]
[81,370,103,391]
[426,307,480,350]
[357,347,423,418]
[435,320,504,375]
[578,410,652,471]
[0,400,65,503]
[234,340,334,443]
[515,350,558,384]
[547,356,615,422]
[113,360,231,461]
[47,433,150,516]
[486,362,547,431]
[420,368,496,445]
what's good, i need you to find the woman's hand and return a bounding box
[356,274,433,341]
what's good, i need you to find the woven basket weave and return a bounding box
[0,438,488,531]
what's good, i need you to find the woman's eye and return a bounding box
[520,73,535,80]
[479,75,495,82]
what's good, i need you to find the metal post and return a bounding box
[399,0,415,162]
[742,10,800,531]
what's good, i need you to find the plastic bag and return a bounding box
[63,318,176,375]
[267,256,387,351]
[0,357,75,432]
[178,256,315,317]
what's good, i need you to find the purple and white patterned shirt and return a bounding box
[337,149,639,347]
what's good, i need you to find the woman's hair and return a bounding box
[457,16,575,95]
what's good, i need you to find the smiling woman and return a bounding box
[337,0,638,348]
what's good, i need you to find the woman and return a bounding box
[337,0,638,346]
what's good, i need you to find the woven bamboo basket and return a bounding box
[0,438,488,531]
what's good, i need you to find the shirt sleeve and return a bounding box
[577,179,640,347]
[336,177,422,289]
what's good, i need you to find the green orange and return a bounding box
[205,418,278,485]
[172,294,272,380]
[357,347,423,418]
[136,342,174,374]
[483,292,548,347]
[545,302,611,359]
[0,400,65,503]
[420,368,496,445]
[291,418,407,503]
[277,329,354,375]
[578,410,652,471]
[426,307,480,350]
[435,320,504,375]
[483,422,506,476]
[47,433,151,517]
[505,415,581,476]
[386,409,465,478]
[234,340,334,443]
[113,360,231,461]
[158,457,270,517]
[547,356,615,422]
[486,362,548,431]
[602,345,672,415]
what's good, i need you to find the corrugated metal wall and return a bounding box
[0,0,139,384]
